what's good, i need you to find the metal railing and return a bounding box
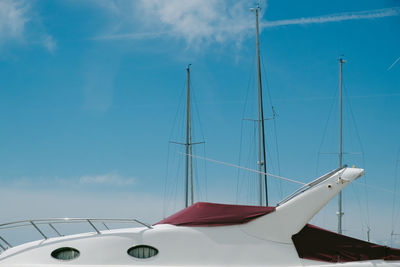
[0,218,152,252]
[277,166,347,206]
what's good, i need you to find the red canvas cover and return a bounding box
[292,224,400,262]
[156,202,275,227]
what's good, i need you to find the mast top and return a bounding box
[250,4,261,12]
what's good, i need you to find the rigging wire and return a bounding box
[202,144,208,201]
[353,180,400,197]
[163,78,186,217]
[190,80,207,203]
[190,82,200,201]
[316,83,339,176]
[163,142,171,219]
[236,50,256,204]
[391,148,400,244]
[260,46,282,201]
[350,183,369,238]
[312,63,341,231]
[183,153,306,185]
[272,109,282,198]
[343,81,370,230]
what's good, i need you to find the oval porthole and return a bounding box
[127,245,158,259]
[51,247,80,261]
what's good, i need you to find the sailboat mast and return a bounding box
[253,7,268,206]
[338,57,345,234]
[185,64,193,208]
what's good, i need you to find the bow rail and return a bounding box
[0,218,152,252]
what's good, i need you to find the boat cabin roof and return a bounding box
[155,202,276,227]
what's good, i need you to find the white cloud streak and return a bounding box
[80,171,135,186]
[94,31,167,41]
[262,7,400,28]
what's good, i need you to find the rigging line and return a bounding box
[164,78,187,217]
[168,79,187,141]
[236,50,256,204]
[202,144,208,201]
[190,82,205,203]
[264,123,276,201]
[260,47,275,115]
[193,146,201,202]
[350,183,368,236]
[180,153,306,185]
[395,154,400,232]
[236,116,245,204]
[173,149,183,211]
[260,47,281,204]
[163,142,172,218]
[392,148,400,232]
[343,81,370,227]
[316,82,339,176]
[236,121,243,203]
[259,52,280,182]
[250,123,258,204]
[353,181,400,197]
[244,122,258,204]
[168,75,190,213]
[190,82,206,142]
[190,79,208,202]
[251,122,258,203]
[272,110,282,196]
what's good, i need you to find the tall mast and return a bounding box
[185,64,193,208]
[337,57,346,234]
[252,6,268,206]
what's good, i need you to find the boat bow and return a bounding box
[241,167,365,243]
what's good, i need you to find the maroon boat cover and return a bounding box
[156,202,275,226]
[292,224,400,262]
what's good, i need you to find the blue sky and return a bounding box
[0,0,400,246]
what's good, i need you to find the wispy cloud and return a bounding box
[0,0,56,52]
[0,0,29,43]
[81,52,120,112]
[93,31,167,41]
[262,7,400,28]
[137,0,257,45]
[93,0,263,46]
[42,34,57,53]
[80,171,135,186]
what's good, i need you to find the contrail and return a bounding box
[388,56,400,71]
[262,7,400,28]
[95,7,400,41]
